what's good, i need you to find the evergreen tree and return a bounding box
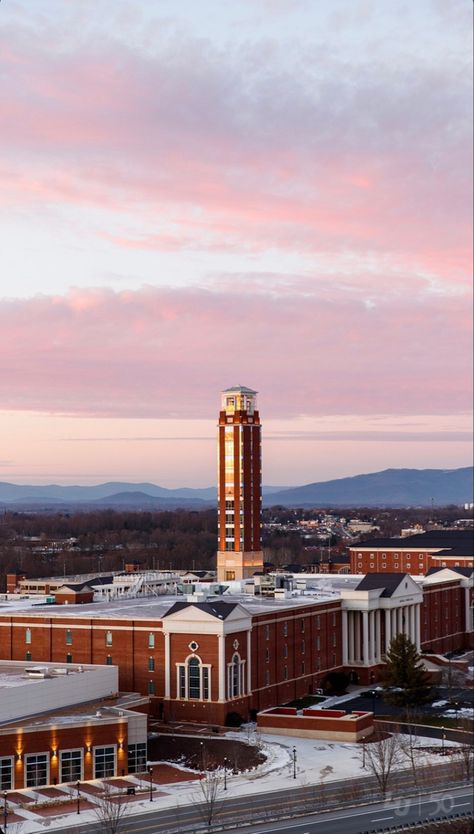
[383,634,432,710]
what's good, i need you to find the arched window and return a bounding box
[227,652,245,699]
[25,628,32,645]
[176,655,210,701]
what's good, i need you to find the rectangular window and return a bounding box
[105,631,113,646]
[264,624,269,640]
[65,629,72,646]
[148,633,155,649]
[265,648,270,663]
[148,657,155,672]
[316,636,320,651]
[25,651,32,662]
[283,644,288,658]
[66,653,73,664]
[148,680,156,695]
[25,628,32,645]
[127,743,147,774]
[316,616,321,629]
[283,622,288,637]
[0,757,13,790]
[283,665,288,680]
[332,614,336,626]
[106,655,113,665]
[94,746,116,779]
[179,666,186,698]
[265,670,270,686]
[301,640,305,654]
[25,753,49,788]
[203,667,209,700]
[300,620,305,633]
[333,634,337,647]
[301,661,305,675]
[60,749,82,783]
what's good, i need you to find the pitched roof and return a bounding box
[222,385,257,394]
[426,566,474,578]
[163,601,239,620]
[56,583,94,593]
[355,573,409,597]
[352,530,473,551]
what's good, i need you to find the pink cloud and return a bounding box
[0,283,471,419]
[0,21,471,284]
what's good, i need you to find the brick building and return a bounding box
[348,530,473,575]
[0,567,471,725]
[0,661,148,790]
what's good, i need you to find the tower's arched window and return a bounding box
[176,655,211,701]
[227,652,245,699]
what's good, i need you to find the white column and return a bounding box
[342,611,349,665]
[385,608,392,653]
[397,607,403,635]
[247,629,252,694]
[409,605,415,644]
[218,634,226,701]
[415,603,421,651]
[362,611,369,665]
[376,610,382,663]
[348,611,355,663]
[404,606,410,638]
[369,611,375,665]
[164,632,171,698]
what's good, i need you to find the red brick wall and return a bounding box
[0,720,127,788]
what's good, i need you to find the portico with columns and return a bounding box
[341,574,423,680]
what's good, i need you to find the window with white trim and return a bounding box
[148,633,155,649]
[227,652,245,698]
[65,629,73,646]
[176,655,211,701]
[0,756,13,790]
[25,753,49,788]
[60,749,82,783]
[128,743,147,774]
[94,746,116,779]
[105,631,113,646]
[25,628,32,645]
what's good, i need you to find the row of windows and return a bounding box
[25,629,157,648]
[23,652,157,671]
[262,653,338,685]
[263,614,337,640]
[0,744,147,790]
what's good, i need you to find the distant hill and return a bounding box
[0,468,471,510]
[264,467,474,507]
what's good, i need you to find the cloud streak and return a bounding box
[0,13,472,287]
[0,282,471,420]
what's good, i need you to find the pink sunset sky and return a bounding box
[0,0,472,487]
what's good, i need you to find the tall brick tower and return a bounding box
[217,386,263,582]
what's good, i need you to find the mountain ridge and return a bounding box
[0,467,471,508]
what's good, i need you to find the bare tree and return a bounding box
[196,768,226,830]
[358,729,403,797]
[453,743,474,782]
[398,714,425,785]
[93,784,130,834]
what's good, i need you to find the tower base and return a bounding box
[217,550,264,583]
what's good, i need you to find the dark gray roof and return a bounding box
[353,530,473,551]
[426,566,473,578]
[222,385,257,394]
[355,573,409,597]
[163,601,238,620]
[56,582,94,593]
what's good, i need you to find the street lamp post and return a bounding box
[200,741,204,772]
[292,747,297,779]
[148,765,153,802]
[441,727,446,756]
[2,791,7,834]
[76,781,80,815]
[223,757,228,791]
